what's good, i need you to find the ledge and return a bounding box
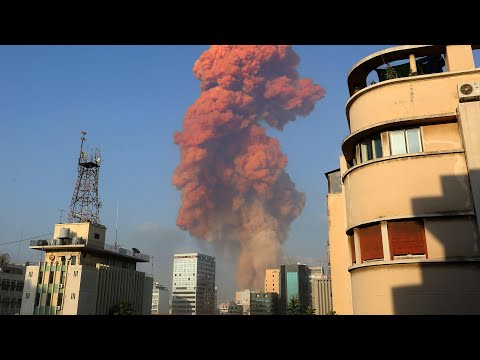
[341,112,457,160]
[348,256,480,272]
[346,67,480,129]
[345,211,475,234]
[341,149,465,182]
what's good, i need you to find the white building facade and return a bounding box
[151,282,169,315]
[171,253,216,315]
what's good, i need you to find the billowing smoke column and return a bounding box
[173,45,325,290]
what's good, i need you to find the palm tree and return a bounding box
[110,300,135,315]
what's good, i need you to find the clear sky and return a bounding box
[1,45,453,302]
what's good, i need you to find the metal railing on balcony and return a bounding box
[30,237,150,261]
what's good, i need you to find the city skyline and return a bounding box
[4,45,479,302]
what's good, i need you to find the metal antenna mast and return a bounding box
[67,131,102,224]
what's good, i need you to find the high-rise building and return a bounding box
[327,45,480,314]
[279,264,310,314]
[309,266,332,315]
[264,268,279,294]
[171,253,216,315]
[152,282,169,315]
[0,262,26,315]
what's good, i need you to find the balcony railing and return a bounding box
[30,238,150,261]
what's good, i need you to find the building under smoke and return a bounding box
[173,45,325,291]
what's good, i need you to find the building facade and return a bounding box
[264,268,279,294]
[279,264,310,314]
[171,253,216,315]
[152,282,169,315]
[309,266,332,315]
[327,45,480,314]
[0,263,25,315]
[20,222,152,315]
[218,300,243,315]
[250,292,278,315]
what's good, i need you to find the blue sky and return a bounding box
[1,44,449,301]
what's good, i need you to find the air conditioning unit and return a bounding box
[56,306,61,310]
[58,284,64,289]
[458,82,480,102]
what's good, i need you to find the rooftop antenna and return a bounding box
[58,209,66,223]
[115,201,119,248]
[67,131,102,224]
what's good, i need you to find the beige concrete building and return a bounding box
[264,268,279,294]
[309,266,333,315]
[327,45,480,314]
[20,222,152,315]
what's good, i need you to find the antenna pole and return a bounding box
[115,201,119,247]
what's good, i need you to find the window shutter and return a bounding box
[388,219,427,258]
[358,224,383,261]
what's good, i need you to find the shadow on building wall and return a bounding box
[391,170,480,314]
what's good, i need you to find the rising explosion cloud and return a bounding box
[173,45,325,290]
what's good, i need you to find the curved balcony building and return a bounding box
[326,45,480,314]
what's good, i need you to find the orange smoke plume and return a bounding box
[173,45,325,290]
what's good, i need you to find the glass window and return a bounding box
[71,256,76,265]
[406,128,422,153]
[390,128,422,155]
[35,292,40,306]
[359,134,383,163]
[390,130,407,155]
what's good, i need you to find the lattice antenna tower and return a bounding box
[67,131,102,224]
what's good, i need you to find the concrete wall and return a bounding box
[20,265,39,315]
[327,173,353,314]
[344,152,472,229]
[347,70,480,134]
[264,269,279,294]
[53,222,106,245]
[351,262,480,314]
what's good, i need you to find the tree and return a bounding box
[303,305,316,315]
[287,295,302,315]
[110,300,135,315]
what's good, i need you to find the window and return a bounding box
[28,271,33,277]
[71,293,76,300]
[388,219,427,258]
[49,271,54,284]
[349,234,356,265]
[73,271,78,277]
[94,233,100,239]
[71,256,76,265]
[389,128,422,155]
[57,293,63,306]
[358,223,383,262]
[359,134,383,163]
[25,293,30,299]
[34,292,40,306]
[46,293,52,306]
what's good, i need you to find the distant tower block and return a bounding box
[67,131,102,224]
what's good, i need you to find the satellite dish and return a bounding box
[0,253,10,267]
